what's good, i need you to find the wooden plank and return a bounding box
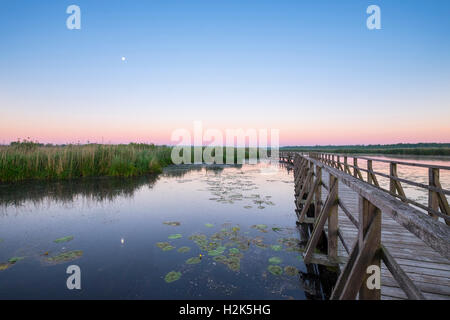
[380,245,424,299]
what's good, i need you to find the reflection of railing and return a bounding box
[279,152,450,300]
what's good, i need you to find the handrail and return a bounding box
[281,151,450,224]
[314,152,450,170]
[279,152,450,300]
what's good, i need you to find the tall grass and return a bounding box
[0,142,173,183]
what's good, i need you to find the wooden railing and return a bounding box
[279,152,450,300]
[311,152,450,224]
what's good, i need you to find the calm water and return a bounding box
[0,162,325,300]
[1,156,448,300]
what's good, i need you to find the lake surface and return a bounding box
[0,162,327,300]
[1,155,448,300]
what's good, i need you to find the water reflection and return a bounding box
[0,175,159,213]
[0,164,235,213]
[0,162,332,299]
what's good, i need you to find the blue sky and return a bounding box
[1,0,449,145]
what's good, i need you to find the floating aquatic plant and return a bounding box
[268,257,282,264]
[228,248,240,254]
[168,234,182,240]
[186,257,201,264]
[156,242,175,251]
[213,255,228,263]
[164,271,182,283]
[47,250,83,264]
[0,263,14,271]
[270,245,282,251]
[8,257,24,264]
[214,255,240,272]
[284,266,298,276]
[177,246,190,253]
[268,265,283,275]
[208,246,226,256]
[251,224,268,233]
[205,223,214,228]
[163,221,181,227]
[224,256,240,272]
[53,236,74,244]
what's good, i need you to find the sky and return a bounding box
[0,0,449,146]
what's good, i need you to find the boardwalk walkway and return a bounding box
[280,152,450,300]
[321,173,450,300]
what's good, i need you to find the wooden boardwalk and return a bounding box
[280,152,450,300]
[321,173,450,300]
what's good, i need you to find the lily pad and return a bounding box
[268,265,283,275]
[270,245,283,251]
[53,236,74,244]
[224,256,240,272]
[168,234,182,240]
[164,271,182,283]
[177,246,191,253]
[0,263,12,271]
[213,255,228,263]
[229,248,240,254]
[8,257,24,264]
[284,266,298,276]
[268,257,282,264]
[163,221,181,226]
[253,224,267,229]
[205,223,214,228]
[156,242,175,251]
[251,224,268,233]
[47,250,83,264]
[208,246,226,256]
[186,257,202,264]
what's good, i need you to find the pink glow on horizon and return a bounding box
[1,124,449,146]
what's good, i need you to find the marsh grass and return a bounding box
[0,143,173,183]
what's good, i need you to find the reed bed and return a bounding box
[0,143,173,183]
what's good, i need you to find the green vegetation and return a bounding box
[267,265,283,275]
[53,236,74,243]
[0,141,173,183]
[46,250,83,264]
[0,140,266,183]
[164,271,182,283]
[185,257,202,264]
[281,143,450,156]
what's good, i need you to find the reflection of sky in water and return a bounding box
[1,156,446,299]
[0,162,327,300]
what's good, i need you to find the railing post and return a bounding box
[367,160,373,184]
[358,197,381,300]
[353,158,358,178]
[328,174,339,261]
[390,162,406,198]
[428,168,439,220]
[389,163,397,194]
